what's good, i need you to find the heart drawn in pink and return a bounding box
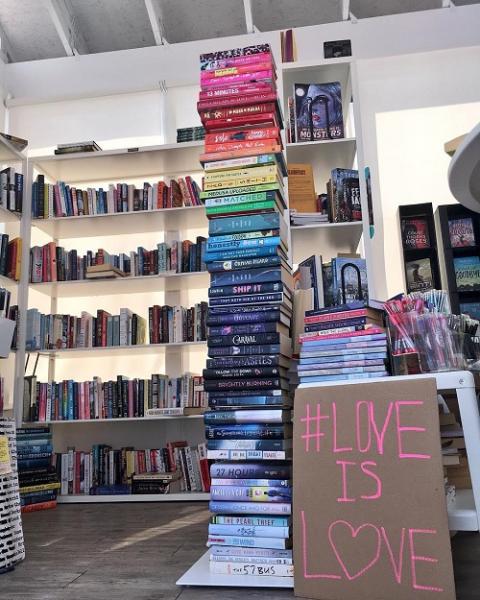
[328,520,381,581]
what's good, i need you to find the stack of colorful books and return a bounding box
[17,427,60,513]
[197,43,294,577]
[297,301,389,384]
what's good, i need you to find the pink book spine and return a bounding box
[201,70,274,89]
[200,62,273,81]
[185,176,198,206]
[300,327,385,342]
[71,187,78,216]
[53,184,63,216]
[197,93,277,110]
[202,52,272,70]
[199,83,275,99]
[299,326,364,340]
[304,308,367,324]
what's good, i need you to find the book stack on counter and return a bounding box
[55,441,210,496]
[298,301,389,384]
[197,43,293,577]
[17,427,60,513]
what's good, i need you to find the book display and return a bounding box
[197,43,294,579]
[399,203,441,294]
[436,203,480,316]
[16,426,60,513]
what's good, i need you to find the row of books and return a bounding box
[401,214,477,250]
[1,167,23,213]
[30,238,208,283]
[17,427,60,513]
[149,302,208,344]
[286,81,344,143]
[198,42,293,577]
[297,301,388,384]
[0,234,22,281]
[55,441,210,496]
[31,174,203,219]
[177,126,205,143]
[24,373,206,423]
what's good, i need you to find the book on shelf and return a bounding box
[0,132,28,152]
[23,373,206,422]
[0,234,22,281]
[55,441,210,496]
[0,167,23,213]
[405,257,434,293]
[31,174,203,219]
[287,163,316,213]
[331,256,368,305]
[401,217,431,249]
[293,81,344,141]
[149,302,208,344]
[29,238,207,283]
[448,217,476,248]
[329,168,361,223]
[85,265,126,279]
[55,140,102,154]
[453,255,480,291]
[289,210,329,226]
[294,254,324,311]
[177,126,205,142]
[280,29,296,63]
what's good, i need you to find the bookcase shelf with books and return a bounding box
[21,142,211,502]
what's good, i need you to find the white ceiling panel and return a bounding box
[350,0,442,18]
[69,0,155,53]
[0,0,66,62]
[252,0,342,30]
[155,0,247,43]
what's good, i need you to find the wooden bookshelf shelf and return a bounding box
[32,140,204,183]
[29,271,210,296]
[31,204,207,238]
[57,492,209,503]
[35,340,206,357]
[23,414,204,425]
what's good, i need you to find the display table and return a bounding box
[177,370,480,588]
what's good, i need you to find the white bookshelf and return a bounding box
[21,141,211,503]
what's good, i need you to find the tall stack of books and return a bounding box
[297,301,389,384]
[197,43,294,577]
[16,427,60,513]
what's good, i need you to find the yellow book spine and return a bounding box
[204,174,280,191]
[204,165,278,182]
[20,482,61,494]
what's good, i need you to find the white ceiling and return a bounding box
[0,0,477,63]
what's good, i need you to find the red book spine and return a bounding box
[53,184,63,216]
[185,176,198,206]
[204,138,279,153]
[200,102,276,121]
[203,113,279,131]
[199,458,211,492]
[304,309,367,324]
[199,82,275,100]
[197,92,277,111]
[205,127,279,144]
[21,500,57,513]
[200,144,282,163]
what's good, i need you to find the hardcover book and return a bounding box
[454,255,480,291]
[401,217,430,249]
[448,217,475,248]
[294,81,344,141]
[405,257,434,293]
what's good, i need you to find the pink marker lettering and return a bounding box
[328,520,381,581]
[336,460,356,503]
[369,400,395,455]
[301,402,329,453]
[408,529,443,592]
[381,526,406,584]
[300,510,341,579]
[356,401,371,453]
[360,461,382,500]
[396,401,431,460]
[332,402,353,453]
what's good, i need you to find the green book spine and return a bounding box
[201,183,281,200]
[206,200,277,215]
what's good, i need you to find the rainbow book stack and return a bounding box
[198,43,294,577]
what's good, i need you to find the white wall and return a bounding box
[357,45,480,299]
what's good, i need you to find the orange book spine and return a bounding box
[204,139,280,153]
[200,145,282,163]
[21,500,57,513]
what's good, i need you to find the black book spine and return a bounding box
[208,343,281,357]
[208,332,280,347]
[206,355,283,368]
[203,366,283,379]
[204,378,284,392]
[209,282,286,297]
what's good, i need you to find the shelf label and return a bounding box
[293,378,455,600]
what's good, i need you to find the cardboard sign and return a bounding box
[293,379,455,600]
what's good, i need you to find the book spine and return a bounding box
[207,439,288,450]
[205,425,288,440]
[207,535,288,550]
[304,308,367,324]
[201,184,281,199]
[205,245,280,262]
[207,256,282,273]
[205,127,279,143]
[208,344,282,357]
[209,561,293,577]
[206,311,281,326]
[204,378,284,391]
[304,317,367,332]
[207,449,290,460]
[209,501,291,515]
[210,479,290,488]
[210,514,290,527]
[203,366,283,378]
[208,332,281,346]
[206,354,283,368]
[201,71,274,88]
[209,293,286,307]
[209,282,285,297]
[299,329,386,343]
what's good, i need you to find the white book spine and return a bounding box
[209,561,293,577]
[61,454,69,495]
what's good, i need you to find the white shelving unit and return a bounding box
[22,141,211,503]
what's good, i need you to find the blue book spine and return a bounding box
[68,380,74,420]
[209,213,280,236]
[299,352,387,365]
[209,282,286,298]
[17,458,51,468]
[210,267,284,287]
[210,486,292,502]
[208,323,280,336]
[17,444,52,455]
[204,245,280,263]
[299,372,388,383]
[207,310,281,326]
[209,293,286,307]
[207,440,289,451]
[208,524,290,538]
[205,425,288,440]
[211,479,290,488]
[208,343,282,357]
[207,236,281,253]
[207,255,282,272]
[209,501,291,515]
[207,230,278,244]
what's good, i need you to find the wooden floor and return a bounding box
[1,503,479,599]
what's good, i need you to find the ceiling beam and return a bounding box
[144,0,168,45]
[0,19,15,63]
[243,0,260,33]
[43,0,88,56]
